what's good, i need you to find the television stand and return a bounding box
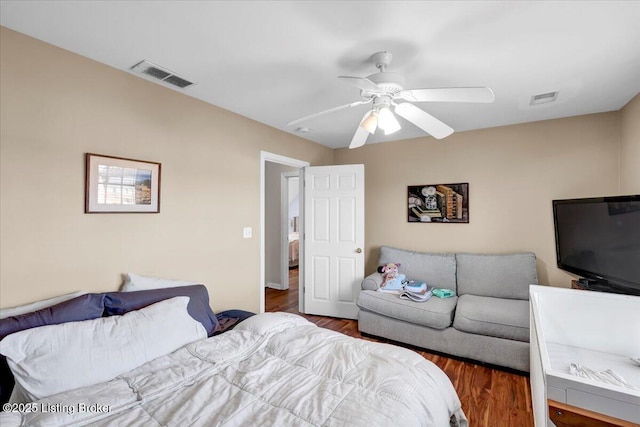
[570,280,636,295]
[571,279,606,292]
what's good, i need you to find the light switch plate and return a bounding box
[243,227,252,238]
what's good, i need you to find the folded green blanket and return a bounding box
[432,288,456,298]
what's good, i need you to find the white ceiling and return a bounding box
[2,1,639,149]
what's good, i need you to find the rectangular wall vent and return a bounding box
[530,91,558,105]
[130,60,195,89]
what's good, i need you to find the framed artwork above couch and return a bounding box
[408,183,469,223]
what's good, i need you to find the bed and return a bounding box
[0,284,468,427]
[289,231,300,268]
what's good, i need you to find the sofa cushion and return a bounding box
[379,246,457,292]
[455,253,537,299]
[453,294,529,342]
[357,290,456,330]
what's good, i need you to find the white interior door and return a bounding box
[303,164,364,319]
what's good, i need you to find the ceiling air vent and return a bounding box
[130,60,195,89]
[530,91,558,106]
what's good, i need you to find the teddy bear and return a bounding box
[377,262,406,291]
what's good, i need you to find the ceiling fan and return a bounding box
[287,51,495,149]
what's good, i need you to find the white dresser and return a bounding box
[529,285,640,426]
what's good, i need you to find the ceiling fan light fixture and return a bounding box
[288,50,494,147]
[377,107,401,135]
[360,111,378,134]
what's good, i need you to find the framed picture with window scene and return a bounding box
[85,153,161,213]
[408,183,469,223]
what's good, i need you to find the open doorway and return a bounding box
[264,164,297,292]
[264,172,300,313]
[259,152,308,314]
[282,172,300,288]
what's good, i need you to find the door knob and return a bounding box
[356,248,362,253]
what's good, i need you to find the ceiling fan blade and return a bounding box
[394,103,454,139]
[338,76,381,92]
[287,100,370,127]
[398,87,495,103]
[349,111,372,149]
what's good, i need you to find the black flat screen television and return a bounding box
[553,195,640,296]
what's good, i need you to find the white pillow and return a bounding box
[121,272,199,292]
[0,296,206,402]
[0,291,88,319]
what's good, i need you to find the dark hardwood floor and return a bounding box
[265,268,534,427]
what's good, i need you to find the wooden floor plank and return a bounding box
[265,268,534,427]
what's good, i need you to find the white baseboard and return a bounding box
[266,282,289,290]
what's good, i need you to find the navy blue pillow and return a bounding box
[0,293,106,408]
[103,285,219,337]
[214,309,255,335]
[0,293,106,341]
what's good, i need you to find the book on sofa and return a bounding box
[381,280,433,302]
[400,287,433,302]
[404,281,427,293]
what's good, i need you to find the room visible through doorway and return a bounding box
[259,151,309,314]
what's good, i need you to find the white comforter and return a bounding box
[2,313,467,427]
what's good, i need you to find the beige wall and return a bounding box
[334,113,622,287]
[0,27,333,310]
[620,93,640,194]
[1,26,637,311]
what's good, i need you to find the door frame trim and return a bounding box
[260,151,309,313]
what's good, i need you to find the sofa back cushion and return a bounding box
[379,246,457,292]
[456,253,538,300]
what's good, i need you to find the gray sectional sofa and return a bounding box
[356,246,538,372]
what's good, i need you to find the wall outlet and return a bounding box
[243,227,252,239]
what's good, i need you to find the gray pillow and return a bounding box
[455,253,538,299]
[379,246,457,292]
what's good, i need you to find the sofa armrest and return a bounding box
[362,272,384,291]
